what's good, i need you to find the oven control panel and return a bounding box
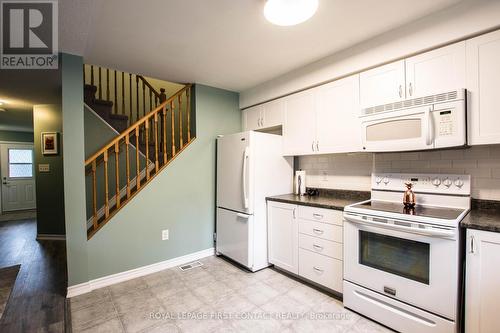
[372,173,471,195]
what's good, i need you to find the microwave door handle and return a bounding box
[425,107,434,146]
[344,214,455,238]
[242,147,249,209]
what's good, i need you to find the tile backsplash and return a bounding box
[298,145,500,201]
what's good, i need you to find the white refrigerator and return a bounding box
[216,131,293,271]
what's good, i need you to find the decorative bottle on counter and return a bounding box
[403,182,416,208]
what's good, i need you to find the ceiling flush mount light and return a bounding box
[264,0,318,26]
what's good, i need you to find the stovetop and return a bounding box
[350,200,465,221]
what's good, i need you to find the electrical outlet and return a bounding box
[161,229,169,240]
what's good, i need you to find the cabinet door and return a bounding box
[262,99,284,128]
[267,202,298,274]
[405,42,466,99]
[283,90,316,156]
[359,60,405,109]
[466,30,500,145]
[465,229,500,333]
[242,105,263,131]
[316,75,361,153]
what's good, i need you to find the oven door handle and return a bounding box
[344,214,455,238]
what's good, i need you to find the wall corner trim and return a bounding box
[66,247,215,298]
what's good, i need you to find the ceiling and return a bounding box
[64,0,463,92]
[0,69,61,132]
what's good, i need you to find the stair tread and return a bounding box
[93,99,113,106]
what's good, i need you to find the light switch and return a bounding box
[39,164,50,172]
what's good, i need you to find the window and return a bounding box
[8,149,33,178]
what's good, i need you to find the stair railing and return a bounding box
[84,64,168,126]
[85,84,193,239]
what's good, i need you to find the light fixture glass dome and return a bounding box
[264,0,319,26]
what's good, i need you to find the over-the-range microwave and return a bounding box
[360,89,467,152]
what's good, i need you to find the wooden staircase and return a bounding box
[84,65,194,239]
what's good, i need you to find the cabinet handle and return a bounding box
[313,266,324,273]
[469,235,476,254]
[409,83,413,96]
[313,213,323,219]
[293,208,296,219]
[316,141,319,151]
[313,244,324,251]
[398,85,403,98]
[312,141,315,152]
[313,228,324,234]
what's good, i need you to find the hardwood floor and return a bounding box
[0,218,67,333]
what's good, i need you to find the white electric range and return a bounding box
[343,173,470,333]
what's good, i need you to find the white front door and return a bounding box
[0,144,36,212]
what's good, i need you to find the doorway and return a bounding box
[0,143,36,213]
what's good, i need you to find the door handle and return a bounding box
[316,141,319,151]
[236,213,250,219]
[398,85,403,98]
[242,147,249,209]
[409,82,413,96]
[425,107,434,146]
[311,141,315,152]
[469,235,476,254]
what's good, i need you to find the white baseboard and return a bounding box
[67,247,215,298]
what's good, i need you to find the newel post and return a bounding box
[159,88,167,102]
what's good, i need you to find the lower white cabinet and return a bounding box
[267,201,298,274]
[465,229,500,333]
[267,201,343,293]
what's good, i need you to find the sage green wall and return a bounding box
[0,130,33,142]
[62,54,89,286]
[33,104,66,235]
[84,84,240,281]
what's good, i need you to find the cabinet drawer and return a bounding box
[299,233,342,260]
[299,221,342,243]
[299,248,343,292]
[298,206,342,226]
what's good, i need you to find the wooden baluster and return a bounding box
[149,90,152,113]
[125,135,130,199]
[121,72,125,115]
[142,81,146,118]
[187,88,191,141]
[114,141,120,209]
[171,101,176,156]
[136,76,139,123]
[90,65,94,86]
[92,160,98,229]
[154,113,159,172]
[106,68,110,101]
[98,67,102,99]
[114,70,117,114]
[162,106,167,163]
[104,150,109,218]
[135,127,140,190]
[145,120,150,180]
[83,64,86,84]
[129,73,132,126]
[178,94,183,149]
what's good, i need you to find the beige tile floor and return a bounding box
[70,256,393,333]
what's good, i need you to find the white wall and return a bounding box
[298,145,500,201]
[240,0,500,108]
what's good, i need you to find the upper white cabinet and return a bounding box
[405,42,466,98]
[315,75,361,154]
[360,42,466,109]
[267,201,298,274]
[465,229,500,333]
[466,30,500,145]
[283,90,317,155]
[242,100,284,131]
[360,60,405,108]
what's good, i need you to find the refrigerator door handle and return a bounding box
[242,147,249,209]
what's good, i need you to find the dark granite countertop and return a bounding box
[460,200,500,233]
[267,189,370,211]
